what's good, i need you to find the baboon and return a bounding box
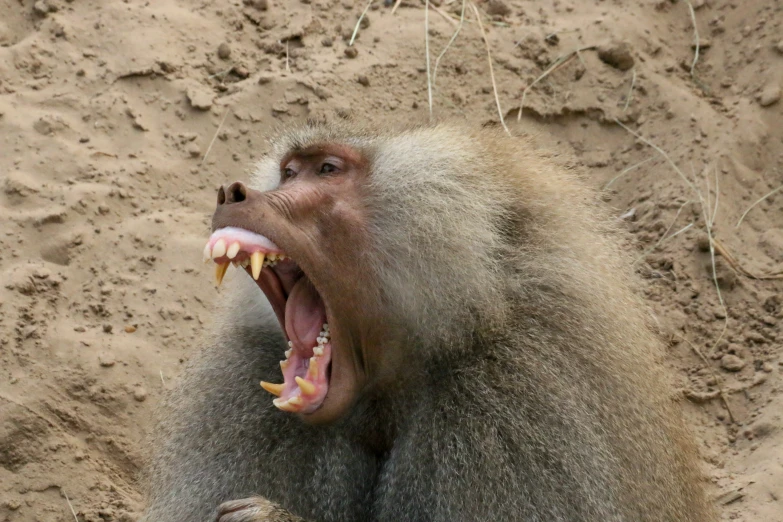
[140,121,715,522]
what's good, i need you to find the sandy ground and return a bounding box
[1,0,782,520]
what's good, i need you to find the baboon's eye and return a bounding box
[282,167,297,180]
[319,163,338,175]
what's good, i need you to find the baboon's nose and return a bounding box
[217,181,248,205]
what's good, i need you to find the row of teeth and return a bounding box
[260,323,331,412]
[204,239,288,285]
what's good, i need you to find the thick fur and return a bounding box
[140,122,715,522]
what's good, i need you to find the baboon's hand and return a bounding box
[215,497,306,522]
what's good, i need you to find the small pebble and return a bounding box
[186,86,213,110]
[33,0,50,16]
[322,37,333,47]
[125,325,137,333]
[485,0,511,16]
[759,85,781,107]
[357,75,370,86]
[344,46,359,59]
[99,353,116,367]
[103,324,113,333]
[720,354,746,372]
[133,387,148,402]
[242,0,268,9]
[217,42,232,60]
[598,41,635,71]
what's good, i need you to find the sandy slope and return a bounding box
[1,0,782,520]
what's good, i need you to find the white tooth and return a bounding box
[285,349,292,359]
[313,346,324,356]
[212,239,227,259]
[241,259,250,268]
[227,242,241,259]
[323,323,329,331]
[287,341,293,348]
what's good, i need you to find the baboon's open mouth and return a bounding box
[204,226,332,414]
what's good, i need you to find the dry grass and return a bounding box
[736,182,783,228]
[516,46,596,122]
[63,491,79,522]
[432,0,467,87]
[350,0,375,46]
[469,1,510,135]
[201,108,231,166]
[683,0,700,77]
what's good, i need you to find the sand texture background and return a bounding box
[1,0,782,520]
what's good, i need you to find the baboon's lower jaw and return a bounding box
[205,226,333,414]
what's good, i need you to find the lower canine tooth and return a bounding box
[251,251,265,280]
[260,381,284,397]
[215,262,229,286]
[295,376,316,395]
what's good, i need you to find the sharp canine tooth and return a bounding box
[260,381,284,397]
[227,242,241,259]
[251,252,265,280]
[215,262,229,286]
[212,239,227,258]
[295,376,316,395]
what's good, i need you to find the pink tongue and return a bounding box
[284,278,326,351]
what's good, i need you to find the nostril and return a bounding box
[226,182,247,204]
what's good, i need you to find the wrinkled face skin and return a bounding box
[205,142,383,425]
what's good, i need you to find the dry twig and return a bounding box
[633,200,695,266]
[433,0,467,87]
[350,0,375,46]
[736,182,783,228]
[517,46,596,121]
[201,108,231,166]
[623,67,636,111]
[425,0,433,120]
[683,0,700,77]
[604,157,653,189]
[469,1,510,135]
[675,334,735,424]
[63,491,79,522]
